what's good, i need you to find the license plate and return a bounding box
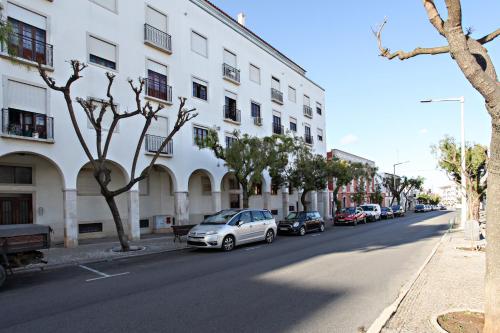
[280,227,288,231]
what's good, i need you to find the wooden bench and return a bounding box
[171,225,196,243]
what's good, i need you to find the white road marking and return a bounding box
[79,265,130,282]
[244,246,262,251]
[310,234,321,237]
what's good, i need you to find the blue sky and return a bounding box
[211,0,499,190]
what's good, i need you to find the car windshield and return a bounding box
[361,205,374,211]
[381,208,389,212]
[416,205,424,209]
[201,210,238,225]
[286,212,297,220]
[342,207,356,214]
[392,205,401,210]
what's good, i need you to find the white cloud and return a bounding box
[340,134,359,146]
[419,128,429,135]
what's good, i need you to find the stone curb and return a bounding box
[13,244,190,275]
[429,308,484,333]
[366,231,450,333]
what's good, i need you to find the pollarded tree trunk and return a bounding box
[301,190,310,211]
[241,183,250,209]
[485,117,500,332]
[105,195,130,252]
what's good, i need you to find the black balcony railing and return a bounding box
[223,106,241,123]
[303,105,313,118]
[2,31,53,66]
[2,108,54,140]
[145,134,173,155]
[145,78,172,103]
[304,133,314,145]
[271,88,284,104]
[272,122,284,135]
[222,63,240,83]
[144,24,172,53]
[253,117,263,126]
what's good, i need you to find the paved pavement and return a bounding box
[0,211,453,333]
[382,228,485,332]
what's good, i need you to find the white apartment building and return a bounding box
[0,0,327,247]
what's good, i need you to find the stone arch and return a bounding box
[188,169,216,223]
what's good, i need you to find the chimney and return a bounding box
[237,12,246,26]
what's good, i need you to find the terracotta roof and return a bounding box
[203,0,307,74]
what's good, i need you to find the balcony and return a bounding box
[303,105,313,118]
[304,133,314,145]
[222,63,240,84]
[1,108,54,142]
[253,117,263,126]
[1,31,53,67]
[144,24,172,54]
[272,122,284,135]
[271,88,284,105]
[145,78,172,104]
[223,106,241,124]
[145,134,173,156]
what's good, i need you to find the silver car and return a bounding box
[187,209,277,251]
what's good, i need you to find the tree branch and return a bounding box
[423,0,446,36]
[477,28,500,45]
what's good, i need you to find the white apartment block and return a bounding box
[0,0,327,247]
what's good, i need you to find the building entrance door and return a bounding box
[0,194,33,225]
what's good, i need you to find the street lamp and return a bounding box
[393,161,410,188]
[420,97,466,228]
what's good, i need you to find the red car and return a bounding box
[334,207,367,226]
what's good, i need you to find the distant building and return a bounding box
[438,183,460,208]
[327,149,376,210]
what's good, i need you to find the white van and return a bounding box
[360,204,382,222]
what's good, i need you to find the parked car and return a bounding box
[381,207,395,219]
[391,205,405,217]
[415,204,426,213]
[425,205,432,212]
[187,209,277,251]
[360,204,381,222]
[278,211,325,236]
[439,204,447,210]
[334,207,367,226]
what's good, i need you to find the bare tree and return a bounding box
[38,60,197,252]
[374,1,499,331]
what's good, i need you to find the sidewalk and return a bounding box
[381,229,485,332]
[20,234,189,271]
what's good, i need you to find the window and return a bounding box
[146,60,169,101]
[251,102,261,118]
[146,5,167,32]
[0,166,32,184]
[191,31,207,57]
[271,179,279,196]
[90,0,117,12]
[192,78,208,101]
[87,99,118,132]
[289,117,297,132]
[270,209,279,216]
[252,183,262,195]
[288,86,296,103]
[223,49,237,68]
[201,175,211,195]
[252,210,265,221]
[88,35,117,70]
[317,102,322,115]
[317,129,324,142]
[249,64,260,84]
[303,95,310,107]
[289,205,295,212]
[229,177,240,190]
[263,211,273,219]
[271,77,281,90]
[225,136,237,148]
[193,126,209,145]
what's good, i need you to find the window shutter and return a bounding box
[272,77,280,90]
[223,49,236,67]
[146,6,167,32]
[89,36,116,63]
[7,80,47,114]
[288,86,296,102]
[148,116,168,136]
[147,60,167,76]
[7,3,46,30]
[304,95,310,106]
[249,65,260,83]
[191,31,207,56]
[91,0,117,12]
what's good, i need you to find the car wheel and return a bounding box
[299,226,306,236]
[0,265,6,288]
[265,229,275,244]
[221,235,235,252]
[319,223,325,232]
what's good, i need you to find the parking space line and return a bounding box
[310,234,321,237]
[244,246,262,251]
[79,265,130,282]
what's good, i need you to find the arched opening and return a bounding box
[0,152,65,242]
[76,161,128,240]
[248,175,266,210]
[138,165,176,234]
[221,172,241,209]
[188,169,214,223]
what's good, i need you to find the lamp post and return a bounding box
[421,97,466,228]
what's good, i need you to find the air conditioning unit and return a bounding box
[153,215,174,233]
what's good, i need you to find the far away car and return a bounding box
[415,204,426,213]
[187,209,277,251]
[278,211,325,236]
[381,207,395,219]
[334,207,367,226]
[360,204,382,222]
[391,205,405,217]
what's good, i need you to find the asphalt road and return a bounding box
[0,211,454,333]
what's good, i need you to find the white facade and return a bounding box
[0,0,327,246]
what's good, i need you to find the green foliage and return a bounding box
[417,193,441,205]
[370,183,384,205]
[351,180,366,206]
[384,175,424,206]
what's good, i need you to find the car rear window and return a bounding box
[252,210,266,221]
[263,211,273,220]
